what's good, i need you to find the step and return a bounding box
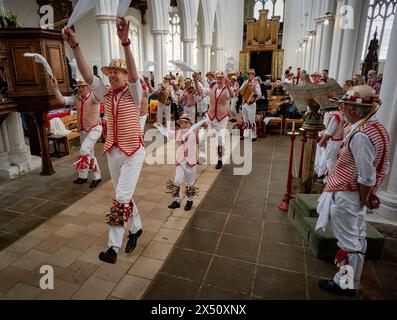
[288,199,385,259]
[295,193,320,217]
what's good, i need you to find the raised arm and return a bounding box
[193,73,202,96]
[117,17,139,84]
[62,28,94,85]
[49,77,66,105]
[153,122,175,140]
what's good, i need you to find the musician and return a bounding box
[155,75,174,127]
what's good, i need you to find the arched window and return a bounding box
[361,0,397,61]
[167,8,183,70]
[254,0,284,21]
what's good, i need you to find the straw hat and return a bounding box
[338,85,379,107]
[247,69,256,75]
[163,75,171,81]
[230,76,237,81]
[176,113,193,125]
[101,59,128,76]
[215,71,226,78]
[206,71,215,78]
[76,79,89,87]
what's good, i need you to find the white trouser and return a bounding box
[230,97,238,118]
[197,103,208,122]
[198,128,209,164]
[325,140,343,176]
[209,117,229,159]
[157,102,171,127]
[107,146,145,250]
[79,125,102,180]
[330,191,367,290]
[184,105,196,124]
[140,114,148,134]
[174,163,197,202]
[242,103,257,139]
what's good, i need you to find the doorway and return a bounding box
[250,51,272,80]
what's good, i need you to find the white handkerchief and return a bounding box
[66,0,96,28]
[315,192,333,231]
[117,0,132,17]
[24,53,53,77]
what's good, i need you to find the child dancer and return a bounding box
[154,113,199,211]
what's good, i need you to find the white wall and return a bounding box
[222,0,244,67]
[4,0,40,27]
[282,0,305,73]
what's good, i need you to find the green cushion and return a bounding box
[295,194,320,217]
[288,199,385,259]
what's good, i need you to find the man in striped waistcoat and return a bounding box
[62,17,145,264]
[316,85,390,295]
[50,78,102,188]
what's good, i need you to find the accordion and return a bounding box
[241,85,255,104]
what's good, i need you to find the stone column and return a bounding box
[95,0,120,75]
[6,112,31,167]
[302,39,310,72]
[202,44,211,73]
[319,15,335,71]
[182,38,195,77]
[309,31,317,73]
[312,19,324,72]
[152,31,168,85]
[214,46,224,72]
[329,0,370,84]
[376,16,397,221]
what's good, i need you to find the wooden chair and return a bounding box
[284,118,304,135]
[48,114,80,156]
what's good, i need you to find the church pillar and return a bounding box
[309,31,317,73]
[312,19,323,72]
[6,112,31,167]
[214,46,224,72]
[95,0,120,76]
[319,15,335,71]
[182,38,195,77]
[376,16,397,221]
[329,0,370,84]
[153,31,168,85]
[202,44,211,73]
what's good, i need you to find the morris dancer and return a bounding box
[50,78,102,188]
[182,78,196,124]
[155,75,174,127]
[194,71,235,169]
[62,17,144,264]
[140,75,154,133]
[154,113,199,211]
[317,86,389,295]
[229,75,240,123]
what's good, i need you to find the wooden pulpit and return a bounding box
[0,28,71,175]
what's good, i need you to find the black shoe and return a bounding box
[168,201,181,209]
[318,279,356,296]
[184,201,193,211]
[98,247,117,264]
[215,160,223,170]
[125,229,143,253]
[89,179,102,188]
[240,136,245,140]
[252,138,257,142]
[230,118,237,123]
[73,178,88,184]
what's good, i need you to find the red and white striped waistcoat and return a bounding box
[329,110,344,141]
[325,120,389,193]
[76,93,101,132]
[232,82,240,97]
[103,86,143,156]
[175,129,197,167]
[208,86,230,122]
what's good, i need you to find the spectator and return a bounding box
[321,69,329,83]
[271,80,286,96]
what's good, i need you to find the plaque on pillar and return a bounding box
[0,28,71,176]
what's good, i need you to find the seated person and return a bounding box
[271,80,286,96]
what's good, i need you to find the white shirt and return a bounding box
[90,76,142,107]
[325,114,339,136]
[347,117,389,187]
[63,93,100,107]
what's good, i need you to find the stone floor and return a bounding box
[0,127,396,300]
